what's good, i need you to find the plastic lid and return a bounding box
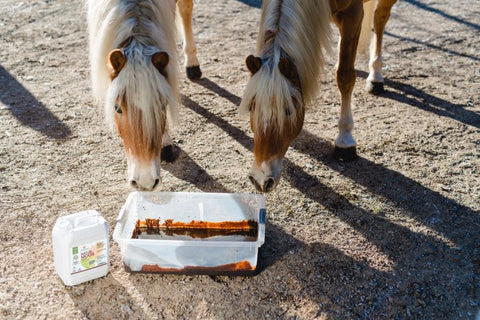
[54,219,72,233]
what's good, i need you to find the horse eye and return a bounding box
[115,104,123,114]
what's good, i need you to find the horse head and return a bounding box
[241,55,304,192]
[107,46,174,190]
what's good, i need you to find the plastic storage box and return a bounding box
[113,192,266,275]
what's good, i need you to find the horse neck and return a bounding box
[256,0,332,105]
[89,0,178,102]
[116,1,176,50]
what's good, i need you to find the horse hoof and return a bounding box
[333,146,357,161]
[186,66,202,80]
[366,81,384,95]
[161,145,178,163]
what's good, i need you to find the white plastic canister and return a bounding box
[52,210,109,286]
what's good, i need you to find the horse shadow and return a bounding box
[194,78,242,107]
[384,31,480,62]
[356,70,480,128]
[290,130,479,314]
[403,0,480,31]
[180,94,253,151]
[281,152,479,317]
[292,129,480,247]
[161,94,251,192]
[288,130,479,316]
[162,146,230,193]
[235,0,262,9]
[0,65,71,140]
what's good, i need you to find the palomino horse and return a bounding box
[240,0,397,192]
[87,0,201,190]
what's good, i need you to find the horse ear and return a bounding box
[246,55,262,75]
[108,49,126,76]
[278,57,299,83]
[152,51,169,77]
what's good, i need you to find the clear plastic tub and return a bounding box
[113,192,266,275]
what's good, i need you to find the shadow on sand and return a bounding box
[357,70,480,128]
[0,65,71,140]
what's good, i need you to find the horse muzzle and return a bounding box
[248,174,276,193]
[127,157,161,191]
[248,159,282,193]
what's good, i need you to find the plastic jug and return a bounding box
[52,210,109,286]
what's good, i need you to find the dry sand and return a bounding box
[1,0,479,319]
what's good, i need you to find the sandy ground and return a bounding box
[1,0,479,319]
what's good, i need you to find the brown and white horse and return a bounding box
[240,0,396,192]
[87,0,201,190]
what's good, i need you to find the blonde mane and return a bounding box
[87,0,179,142]
[240,0,332,132]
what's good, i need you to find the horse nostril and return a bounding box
[152,179,159,189]
[248,175,262,192]
[130,180,138,189]
[264,178,275,192]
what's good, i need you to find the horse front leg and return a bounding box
[176,0,202,80]
[332,0,364,160]
[366,0,397,94]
